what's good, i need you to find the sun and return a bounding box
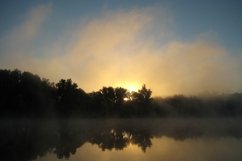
[115,82,140,93]
[127,84,139,92]
[117,83,140,101]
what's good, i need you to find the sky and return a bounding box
[0,0,242,96]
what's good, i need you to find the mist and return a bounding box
[0,4,241,96]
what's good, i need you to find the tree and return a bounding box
[114,87,127,105]
[132,84,152,104]
[56,79,80,104]
[100,87,116,105]
[55,79,87,116]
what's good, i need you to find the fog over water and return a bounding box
[1,118,242,161]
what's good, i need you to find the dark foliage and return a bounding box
[0,69,56,117]
[0,69,242,118]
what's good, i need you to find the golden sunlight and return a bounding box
[115,82,140,93]
[123,97,129,101]
[122,83,140,101]
[127,84,139,92]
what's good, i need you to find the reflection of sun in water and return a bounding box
[127,143,139,152]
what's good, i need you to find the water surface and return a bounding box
[1,118,242,161]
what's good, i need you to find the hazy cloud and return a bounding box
[1,5,241,96]
[0,3,52,65]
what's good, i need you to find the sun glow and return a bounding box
[120,83,140,101]
[127,84,139,92]
[115,82,140,93]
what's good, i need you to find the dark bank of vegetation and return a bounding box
[1,69,242,118]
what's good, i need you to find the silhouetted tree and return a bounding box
[132,84,152,104]
[101,87,116,104]
[1,68,242,118]
[0,69,56,117]
[55,79,88,117]
[114,87,127,105]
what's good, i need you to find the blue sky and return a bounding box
[0,0,242,95]
[1,0,241,52]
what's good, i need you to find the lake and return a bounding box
[1,118,242,161]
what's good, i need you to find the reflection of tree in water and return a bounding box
[90,128,129,151]
[126,129,152,152]
[0,120,154,161]
[0,119,242,161]
[0,121,56,161]
[89,127,152,152]
[54,124,87,159]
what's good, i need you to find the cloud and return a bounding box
[146,41,242,95]
[1,5,242,96]
[0,3,52,65]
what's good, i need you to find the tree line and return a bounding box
[0,69,242,118]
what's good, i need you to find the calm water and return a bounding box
[1,118,242,161]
